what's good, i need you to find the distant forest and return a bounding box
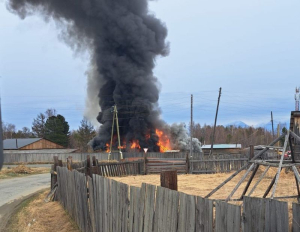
[192,123,286,148]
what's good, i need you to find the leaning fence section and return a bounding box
[56,167,293,232]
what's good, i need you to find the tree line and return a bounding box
[3,109,286,151]
[192,123,286,148]
[2,108,96,152]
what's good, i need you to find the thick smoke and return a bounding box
[7,0,169,151]
[169,123,202,153]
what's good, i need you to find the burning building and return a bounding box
[7,0,201,153]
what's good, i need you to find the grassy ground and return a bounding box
[5,190,80,232]
[0,165,50,179]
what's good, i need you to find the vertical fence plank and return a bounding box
[243,197,266,232]
[143,184,156,232]
[129,186,140,232]
[265,199,288,232]
[244,196,288,232]
[293,203,300,232]
[178,192,196,232]
[196,197,213,232]
[88,176,96,232]
[138,183,147,232]
[215,201,241,232]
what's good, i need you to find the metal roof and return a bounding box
[4,138,42,150]
[4,149,78,154]
[201,144,242,149]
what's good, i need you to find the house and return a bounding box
[201,144,242,155]
[4,138,65,150]
[3,138,78,153]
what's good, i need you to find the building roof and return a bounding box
[4,138,42,150]
[4,149,78,154]
[201,144,242,149]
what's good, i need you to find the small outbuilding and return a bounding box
[4,138,64,150]
[201,144,242,155]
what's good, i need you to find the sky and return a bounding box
[0,0,299,131]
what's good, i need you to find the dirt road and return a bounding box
[0,173,50,230]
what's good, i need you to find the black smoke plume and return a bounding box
[7,0,169,151]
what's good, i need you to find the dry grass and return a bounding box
[110,166,298,199]
[0,165,50,179]
[5,190,80,232]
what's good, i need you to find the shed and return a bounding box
[4,138,64,150]
[201,144,242,155]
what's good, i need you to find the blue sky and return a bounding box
[0,0,299,130]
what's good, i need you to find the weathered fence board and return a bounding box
[215,201,241,232]
[243,197,267,232]
[178,192,196,232]
[4,151,199,163]
[243,196,288,232]
[153,186,179,232]
[293,203,300,232]
[143,184,156,232]
[265,199,288,232]
[138,184,147,232]
[196,197,213,232]
[190,156,249,174]
[57,167,295,232]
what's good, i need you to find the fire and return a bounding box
[131,140,141,150]
[106,143,110,153]
[155,129,171,152]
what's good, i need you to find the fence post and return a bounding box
[58,159,63,167]
[92,156,97,166]
[87,155,91,177]
[51,156,59,189]
[250,145,254,160]
[144,152,147,175]
[67,156,73,171]
[186,152,190,174]
[160,170,178,190]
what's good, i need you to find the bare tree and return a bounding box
[45,108,57,118]
[32,113,46,138]
[3,122,16,139]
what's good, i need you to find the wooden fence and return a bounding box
[56,167,298,232]
[4,152,197,164]
[52,153,250,178]
[146,158,188,174]
[190,154,249,174]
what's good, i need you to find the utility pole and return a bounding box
[109,105,123,160]
[277,123,280,155]
[210,87,222,157]
[271,111,275,138]
[190,94,193,159]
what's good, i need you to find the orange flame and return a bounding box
[131,140,141,150]
[155,129,171,152]
[106,143,110,153]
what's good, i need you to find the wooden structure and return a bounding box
[160,170,178,191]
[205,128,300,202]
[189,154,248,174]
[55,166,296,232]
[202,144,242,156]
[4,138,64,150]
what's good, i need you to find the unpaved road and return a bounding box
[0,173,50,230]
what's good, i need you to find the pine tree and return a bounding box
[44,114,70,147]
[76,118,96,152]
